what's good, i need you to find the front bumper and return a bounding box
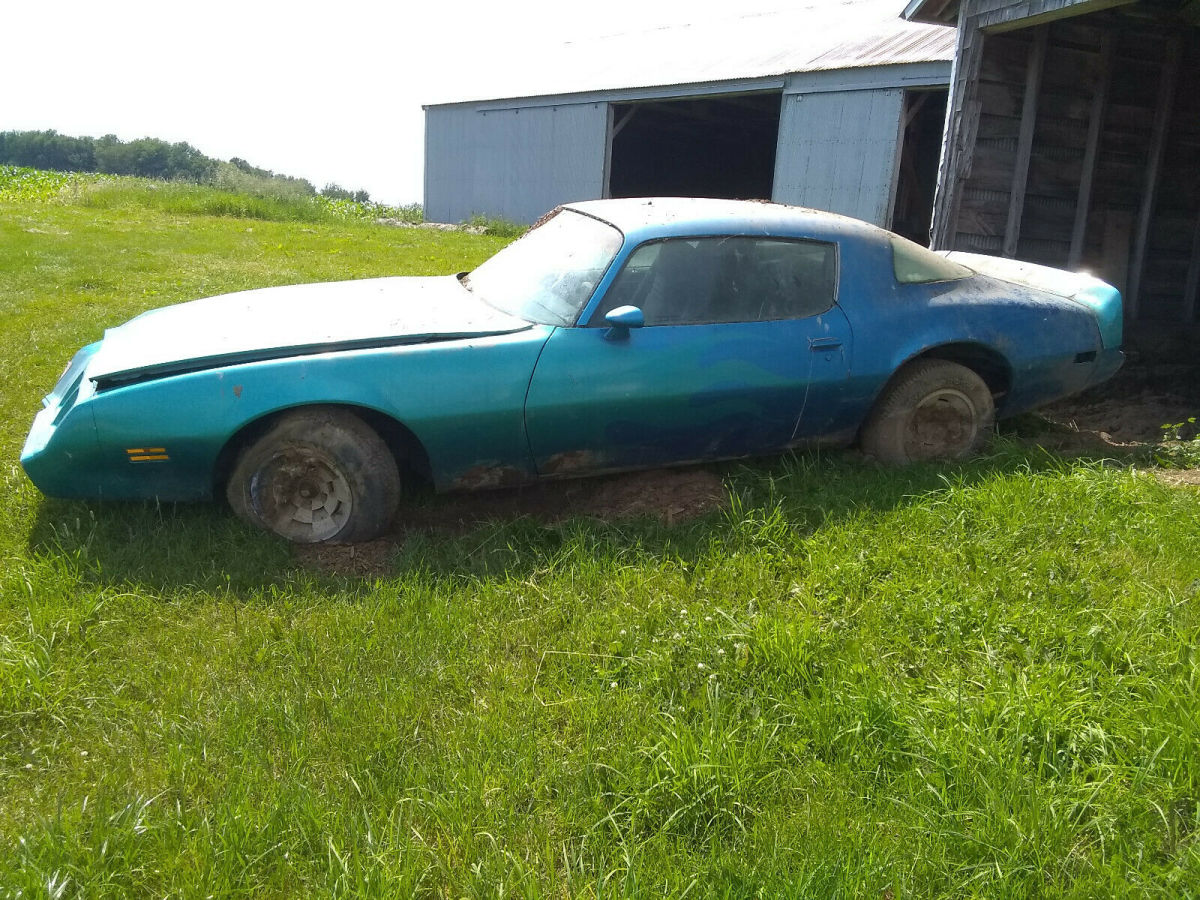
[21,392,102,499]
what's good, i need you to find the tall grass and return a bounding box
[0,165,424,227]
[75,178,426,226]
[465,213,530,238]
[210,160,316,201]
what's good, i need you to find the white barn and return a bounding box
[423,0,956,243]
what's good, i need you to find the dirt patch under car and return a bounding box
[1031,356,1198,450]
[296,468,729,575]
[1039,390,1197,446]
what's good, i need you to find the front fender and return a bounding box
[27,329,551,502]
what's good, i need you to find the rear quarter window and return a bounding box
[891,236,974,284]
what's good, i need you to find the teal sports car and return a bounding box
[22,198,1123,543]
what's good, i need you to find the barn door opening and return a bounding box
[606,92,782,200]
[891,88,948,245]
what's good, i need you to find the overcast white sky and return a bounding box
[2,0,804,206]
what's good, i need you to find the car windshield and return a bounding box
[464,209,623,326]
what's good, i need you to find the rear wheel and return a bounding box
[861,360,995,464]
[226,407,400,543]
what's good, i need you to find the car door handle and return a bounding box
[809,337,843,350]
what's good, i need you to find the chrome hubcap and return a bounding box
[253,452,353,542]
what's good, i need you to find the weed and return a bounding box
[465,213,528,238]
[1161,416,1198,443]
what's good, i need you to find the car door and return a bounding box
[523,235,853,476]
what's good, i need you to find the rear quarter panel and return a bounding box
[835,238,1105,420]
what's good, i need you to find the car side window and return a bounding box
[590,236,838,326]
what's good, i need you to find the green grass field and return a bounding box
[2,168,1198,897]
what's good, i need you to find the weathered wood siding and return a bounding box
[928,0,988,248]
[424,102,608,224]
[930,0,1200,324]
[905,0,1124,25]
[967,0,1132,30]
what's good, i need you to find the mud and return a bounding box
[299,538,398,576]
[295,468,729,575]
[398,468,728,533]
[1154,468,1200,488]
[1040,390,1198,445]
[1031,357,1199,449]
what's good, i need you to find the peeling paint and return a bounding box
[541,449,602,475]
[453,463,528,491]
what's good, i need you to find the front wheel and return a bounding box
[860,360,996,464]
[226,407,400,543]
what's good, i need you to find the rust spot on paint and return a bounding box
[453,464,527,491]
[232,385,243,398]
[541,450,601,475]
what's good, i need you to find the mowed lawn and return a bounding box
[1,175,1199,897]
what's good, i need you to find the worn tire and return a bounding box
[226,407,400,543]
[861,360,995,464]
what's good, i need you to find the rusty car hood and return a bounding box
[87,275,532,386]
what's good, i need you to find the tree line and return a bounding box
[0,130,369,202]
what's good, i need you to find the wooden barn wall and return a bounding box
[773,89,907,226]
[933,6,1200,325]
[965,0,1133,30]
[424,102,608,224]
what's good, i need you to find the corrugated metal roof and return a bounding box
[427,0,956,106]
[806,23,958,70]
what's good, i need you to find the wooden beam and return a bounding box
[929,4,986,249]
[978,0,1137,32]
[1003,26,1048,258]
[1185,209,1200,324]
[948,97,982,238]
[1067,33,1113,270]
[1127,35,1182,322]
[602,104,616,199]
[902,91,930,131]
[611,106,637,139]
[1102,209,1133,300]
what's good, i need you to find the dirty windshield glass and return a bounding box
[465,210,623,326]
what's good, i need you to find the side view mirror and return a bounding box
[603,305,645,340]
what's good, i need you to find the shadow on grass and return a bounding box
[25,437,1142,594]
